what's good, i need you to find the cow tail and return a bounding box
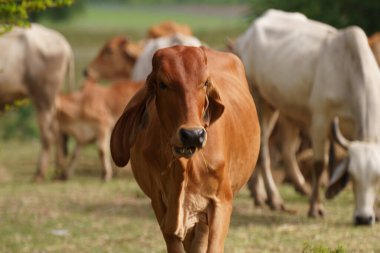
[67,49,75,92]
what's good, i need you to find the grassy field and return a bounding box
[1,3,380,253]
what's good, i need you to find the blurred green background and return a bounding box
[1,0,379,140]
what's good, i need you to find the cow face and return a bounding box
[326,120,380,225]
[84,37,143,81]
[148,46,224,158]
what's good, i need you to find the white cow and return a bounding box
[131,33,202,81]
[0,23,74,181]
[234,9,380,224]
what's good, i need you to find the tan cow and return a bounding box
[0,23,74,181]
[84,36,144,81]
[56,79,143,180]
[147,21,193,38]
[369,32,380,66]
[111,46,260,252]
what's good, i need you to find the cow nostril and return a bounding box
[179,128,206,147]
[355,215,374,226]
[180,129,192,141]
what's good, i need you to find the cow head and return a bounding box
[84,36,144,81]
[326,118,380,225]
[110,46,224,166]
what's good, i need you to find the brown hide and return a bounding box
[369,32,380,66]
[111,46,260,252]
[56,79,143,180]
[85,36,144,81]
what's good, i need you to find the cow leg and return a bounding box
[207,200,232,253]
[164,234,185,253]
[308,115,329,217]
[247,167,268,207]
[257,104,284,210]
[280,117,311,196]
[34,108,56,181]
[54,130,70,180]
[97,129,112,181]
[151,194,185,253]
[189,222,209,253]
[63,143,81,180]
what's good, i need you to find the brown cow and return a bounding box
[84,36,144,81]
[148,21,193,39]
[111,46,260,252]
[56,79,142,180]
[369,32,380,66]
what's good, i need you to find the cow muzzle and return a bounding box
[173,127,206,158]
[354,215,375,226]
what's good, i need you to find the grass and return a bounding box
[1,140,380,252]
[1,3,380,253]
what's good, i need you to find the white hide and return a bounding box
[132,33,202,81]
[348,143,380,222]
[0,23,74,107]
[234,9,380,222]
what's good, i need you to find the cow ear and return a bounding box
[204,83,224,127]
[110,86,150,167]
[325,158,350,199]
[123,40,144,61]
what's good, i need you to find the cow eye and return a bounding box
[159,82,168,90]
[204,80,210,88]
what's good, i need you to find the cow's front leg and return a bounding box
[151,192,185,253]
[207,198,233,253]
[97,128,113,181]
[163,234,185,253]
[308,114,328,217]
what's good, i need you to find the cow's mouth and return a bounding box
[173,146,196,158]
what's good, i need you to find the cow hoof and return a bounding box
[102,174,112,182]
[267,198,285,211]
[253,198,267,208]
[294,184,311,197]
[33,174,45,183]
[53,172,69,181]
[308,204,325,218]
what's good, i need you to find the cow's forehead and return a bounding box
[348,142,380,179]
[153,46,208,85]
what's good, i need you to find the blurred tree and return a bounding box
[30,0,85,23]
[250,0,380,35]
[0,0,73,33]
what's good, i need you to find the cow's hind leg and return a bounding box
[279,117,311,196]
[183,222,209,253]
[248,167,268,207]
[34,108,56,181]
[55,142,81,180]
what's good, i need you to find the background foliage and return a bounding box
[0,0,73,33]
[250,0,380,35]
[1,0,380,139]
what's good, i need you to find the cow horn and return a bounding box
[331,117,350,150]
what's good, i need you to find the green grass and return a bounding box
[1,3,380,253]
[1,140,380,252]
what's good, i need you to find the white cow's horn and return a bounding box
[332,117,350,150]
